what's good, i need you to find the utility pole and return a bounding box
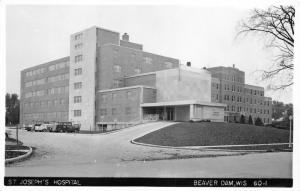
[289,115,293,148]
[16,124,19,145]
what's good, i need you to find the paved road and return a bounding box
[5,122,292,178]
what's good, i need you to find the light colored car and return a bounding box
[35,124,50,132]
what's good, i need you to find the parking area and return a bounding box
[5,122,292,178]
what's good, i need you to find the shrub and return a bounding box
[255,117,264,126]
[248,115,253,125]
[240,115,245,124]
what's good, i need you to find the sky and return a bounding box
[5,4,293,104]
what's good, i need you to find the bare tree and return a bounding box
[238,5,294,89]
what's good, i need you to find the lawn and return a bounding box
[134,122,291,147]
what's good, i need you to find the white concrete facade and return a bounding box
[155,67,212,103]
[69,27,97,131]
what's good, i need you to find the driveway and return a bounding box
[5,122,292,178]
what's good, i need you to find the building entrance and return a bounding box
[166,107,174,121]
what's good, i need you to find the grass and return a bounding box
[5,145,29,150]
[134,122,291,147]
[5,151,27,159]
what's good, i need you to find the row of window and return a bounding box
[24,98,67,108]
[47,74,69,83]
[100,91,136,102]
[26,61,69,77]
[25,90,45,98]
[223,95,270,106]
[25,74,69,88]
[225,105,271,114]
[23,111,68,120]
[100,107,132,116]
[25,79,46,87]
[48,61,69,71]
[223,74,243,83]
[217,83,265,97]
[25,68,45,77]
[25,86,69,98]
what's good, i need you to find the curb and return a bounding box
[5,147,33,164]
[130,140,292,153]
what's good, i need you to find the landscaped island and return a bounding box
[134,122,291,150]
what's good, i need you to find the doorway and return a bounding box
[166,107,174,121]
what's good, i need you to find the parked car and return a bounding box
[25,124,34,131]
[54,122,80,133]
[34,123,48,132]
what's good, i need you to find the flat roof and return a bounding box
[97,85,156,93]
[141,100,226,107]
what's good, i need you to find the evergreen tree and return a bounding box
[248,115,253,125]
[240,115,245,124]
[255,117,264,126]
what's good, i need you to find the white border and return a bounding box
[1,0,299,191]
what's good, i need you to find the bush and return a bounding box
[255,117,264,126]
[248,115,253,125]
[240,115,245,124]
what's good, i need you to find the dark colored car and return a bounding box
[56,122,80,133]
[25,124,34,131]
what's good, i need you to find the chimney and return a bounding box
[122,33,129,41]
[187,62,191,67]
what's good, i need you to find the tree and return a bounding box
[272,100,293,120]
[238,6,294,89]
[240,114,245,124]
[5,93,20,125]
[255,117,264,126]
[248,115,253,125]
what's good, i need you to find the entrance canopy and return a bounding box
[141,100,226,122]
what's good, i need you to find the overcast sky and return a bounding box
[6,5,293,103]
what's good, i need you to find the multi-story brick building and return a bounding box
[20,26,226,131]
[208,66,272,124]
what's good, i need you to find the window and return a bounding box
[49,65,56,71]
[47,88,55,95]
[127,91,132,99]
[74,82,82,89]
[54,100,59,106]
[113,79,122,88]
[125,107,131,115]
[74,96,82,103]
[112,108,117,115]
[134,68,141,74]
[100,109,107,116]
[74,110,82,117]
[232,106,235,112]
[145,57,153,64]
[113,65,122,73]
[60,99,66,105]
[75,33,82,40]
[165,62,173,69]
[101,94,108,102]
[25,81,33,87]
[47,100,52,106]
[75,55,83,63]
[112,93,117,100]
[75,43,83,49]
[75,68,82,76]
